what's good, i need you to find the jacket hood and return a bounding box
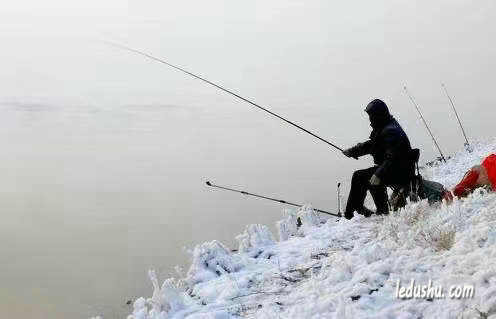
[365,99,392,129]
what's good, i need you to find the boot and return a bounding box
[453,170,479,197]
[344,211,354,220]
[375,209,389,216]
[356,206,374,217]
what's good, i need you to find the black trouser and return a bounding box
[345,166,389,218]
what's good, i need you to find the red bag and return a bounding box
[482,154,496,190]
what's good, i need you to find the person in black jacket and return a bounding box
[342,99,413,219]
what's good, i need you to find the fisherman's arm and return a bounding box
[342,140,373,158]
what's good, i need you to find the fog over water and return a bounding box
[0,0,495,317]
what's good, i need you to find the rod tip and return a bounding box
[206,181,212,186]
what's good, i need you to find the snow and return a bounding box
[109,140,496,318]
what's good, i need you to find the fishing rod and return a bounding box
[441,83,470,148]
[337,182,341,215]
[403,86,446,162]
[104,41,350,156]
[205,181,340,217]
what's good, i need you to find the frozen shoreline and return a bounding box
[106,139,496,319]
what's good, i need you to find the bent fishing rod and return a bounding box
[206,181,340,217]
[403,86,446,162]
[441,83,470,148]
[105,41,349,156]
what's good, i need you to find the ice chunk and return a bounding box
[236,224,275,253]
[186,240,242,285]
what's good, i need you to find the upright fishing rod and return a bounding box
[403,86,446,162]
[206,181,340,217]
[105,41,347,155]
[441,83,470,148]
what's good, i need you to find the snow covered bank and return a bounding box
[120,140,496,319]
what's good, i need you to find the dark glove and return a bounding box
[342,148,354,158]
[342,148,358,160]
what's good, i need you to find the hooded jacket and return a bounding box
[348,99,413,184]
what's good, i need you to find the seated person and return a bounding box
[342,99,414,218]
[453,154,496,197]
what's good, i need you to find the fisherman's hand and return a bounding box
[369,174,381,186]
[342,148,354,158]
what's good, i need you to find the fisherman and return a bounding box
[342,99,414,219]
[451,154,496,197]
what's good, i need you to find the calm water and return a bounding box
[0,1,495,317]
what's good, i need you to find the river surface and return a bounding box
[0,1,495,317]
